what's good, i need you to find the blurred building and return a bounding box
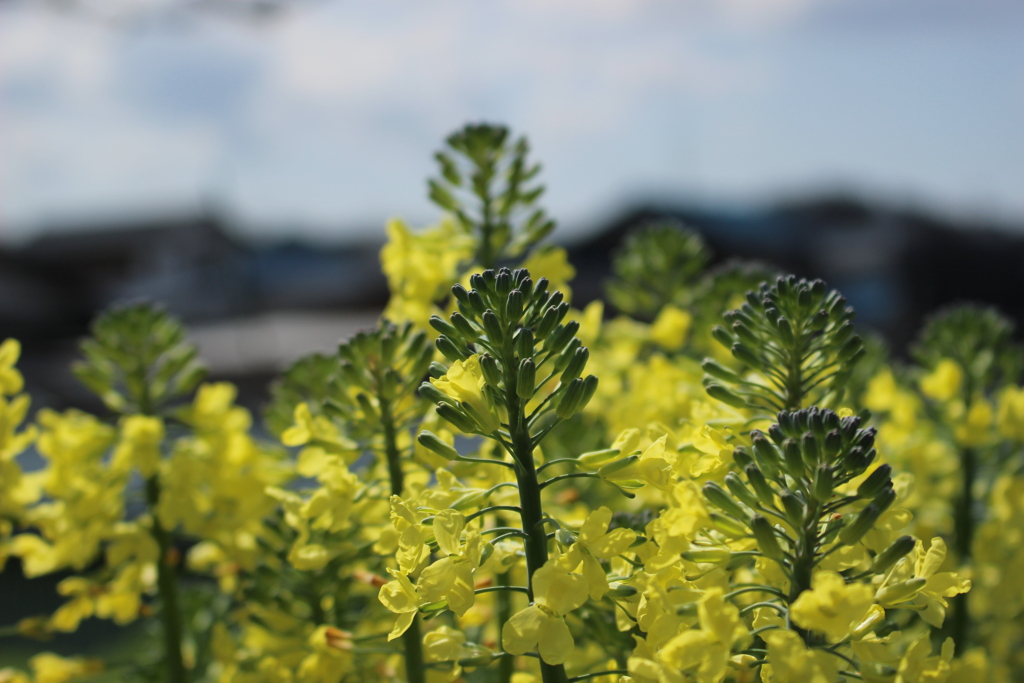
[2,196,1022,411]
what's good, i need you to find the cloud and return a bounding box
[1,0,1022,239]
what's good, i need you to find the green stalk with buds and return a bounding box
[420,267,599,683]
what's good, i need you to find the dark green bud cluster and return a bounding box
[703,275,863,412]
[424,267,598,429]
[605,220,710,320]
[74,302,206,415]
[429,123,554,268]
[912,303,1023,396]
[265,321,433,444]
[702,408,906,582]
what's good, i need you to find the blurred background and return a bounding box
[2,0,1023,414]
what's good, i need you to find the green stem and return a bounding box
[950,446,975,654]
[145,477,187,683]
[508,388,568,683]
[379,396,425,683]
[496,568,516,683]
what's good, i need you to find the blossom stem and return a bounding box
[568,671,630,682]
[950,446,975,654]
[145,476,188,683]
[379,394,426,683]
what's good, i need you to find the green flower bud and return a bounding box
[506,289,524,321]
[517,359,536,399]
[745,464,774,507]
[869,535,915,574]
[812,465,834,503]
[555,528,575,547]
[779,490,805,525]
[560,347,590,384]
[553,338,582,372]
[417,431,459,461]
[783,438,804,477]
[732,447,754,469]
[545,320,580,356]
[776,316,795,345]
[801,433,820,466]
[515,328,534,358]
[436,403,477,433]
[436,335,467,363]
[468,289,487,315]
[535,307,560,340]
[705,383,748,409]
[876,577,927,606]
[839,504,881,546]
[606,584,639,599]
[750,515,786,562]
[356,393,379,421]
[482,310,504,345]
[709,512,748,538]
[857,465,892,499]
[711,325,733,349]
[731,343,762,369]
[703,482,748,520]
[682,547,732,564]
[578,374,599,412]
[419,381,454,406]
[701,358,741,384]
[578,448,621,467]
[480,354,503,388]
[556,377,586,419]
[429,315,459,340]
[449,312,478,341]
[725,473,760,509]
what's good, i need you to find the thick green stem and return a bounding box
[380,397,425,683]
[508,389,568,683]
[145,477,187,683]
[788,502,820,647]
[496,567,516,683]
[950,446,975,653]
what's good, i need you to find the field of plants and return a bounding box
[1,123,1022,683]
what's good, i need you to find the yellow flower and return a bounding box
[876,537,970,628]
[111,415,164,477]
[760,630,840,683]
[430,356,500,433]
[953,399,993,447]
[416,510,484,616]
[650,305,692,352]
[521,246,575,302]
[919,358,962,402]
[996,385,1024,441]
[502,560,588,665]
[379,569,421,641]
[790,571,875,643]
[0,339,25,396]
[566,506,637,599]
[27,654,102,683]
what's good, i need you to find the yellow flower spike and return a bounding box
[920,358,963,402]
[789,571,874,643]
[0,339,24,396]
[502,561,588,665]
[650,305,692,352]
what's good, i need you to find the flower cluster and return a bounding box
[0,123,1007,683]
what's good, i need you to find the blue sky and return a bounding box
[1,0,1022,243]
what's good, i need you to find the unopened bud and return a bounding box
[750,515,786,562]
[417,431,458,461]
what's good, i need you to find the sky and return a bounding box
[1,0,1022,244]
